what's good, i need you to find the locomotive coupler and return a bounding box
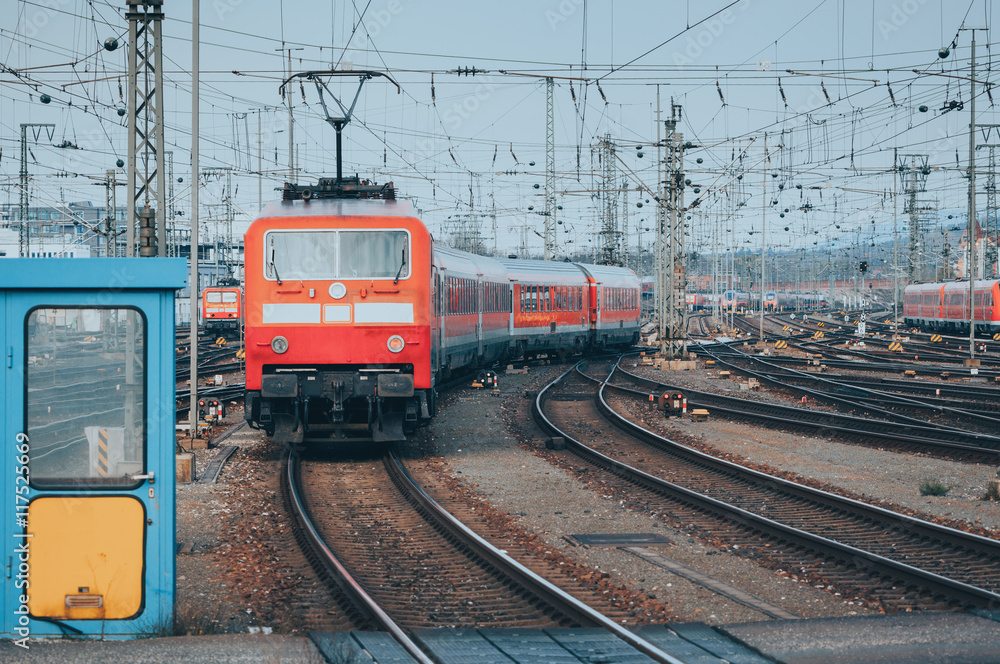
[330,378,347,422]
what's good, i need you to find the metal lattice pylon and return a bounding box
[978,143,999,277]
[597,135,622,266]
[126,0,166,257]
[900,154,930,282]
[18,123,55,257]
[544,77,557,260]
[658,103,686,358]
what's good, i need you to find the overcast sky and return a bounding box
[2,0,999,263]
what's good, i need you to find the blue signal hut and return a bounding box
[1,258,187,640]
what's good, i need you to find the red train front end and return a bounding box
[201,286,243,340]
[243,182,433,443]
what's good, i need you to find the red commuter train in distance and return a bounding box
[201,286,243,340]
[903,280,1000,333]
[243,178,641,445]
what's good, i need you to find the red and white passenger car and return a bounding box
[903,280,1000,333]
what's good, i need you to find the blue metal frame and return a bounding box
[1,259,187,640]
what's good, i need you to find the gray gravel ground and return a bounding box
[408,366,878,626]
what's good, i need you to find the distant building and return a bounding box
[0,201,125,256]
[0,202,244,274]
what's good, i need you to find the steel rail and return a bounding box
[693,344,1000,442]
[535,362,1000,609]
[284,452,435,664]
[383,446,688,664]
[702,344,1000,431]
[612,365,1000,459]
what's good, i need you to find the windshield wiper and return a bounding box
[393,248,406,284]
[269,248,282,285]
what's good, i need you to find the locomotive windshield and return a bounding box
[340,231,409,279]
[264,230,410,281]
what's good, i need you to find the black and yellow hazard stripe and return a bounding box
[888,341,903,351]
[97,428,109,476]
[774,339,788,349]
[930,334,942,342]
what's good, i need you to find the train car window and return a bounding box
[26,307,146,489]
[222,291,238,303]
[266,230,338,280]
[340,231,409,279]
[206,291,223,303]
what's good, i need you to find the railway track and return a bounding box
[731,315,1000,380]
[535,359,1000,613]
[690,346,1000,452]
[283,449,684,664]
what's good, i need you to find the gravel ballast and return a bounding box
[410,367,879,625]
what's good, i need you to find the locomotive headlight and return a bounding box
[271,335,289,354]
[329,282,347,299]
[386,335,405,353]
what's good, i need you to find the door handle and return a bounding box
[132,472,154,484]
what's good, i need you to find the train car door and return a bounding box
[432,265,441,375]
[1,258,186,640]
[476,274,484,359]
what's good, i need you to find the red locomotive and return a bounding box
[244,178,641,445]
[201,285,242,340]
[903,280,1000,333]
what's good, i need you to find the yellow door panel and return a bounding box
[27,496,144,620]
